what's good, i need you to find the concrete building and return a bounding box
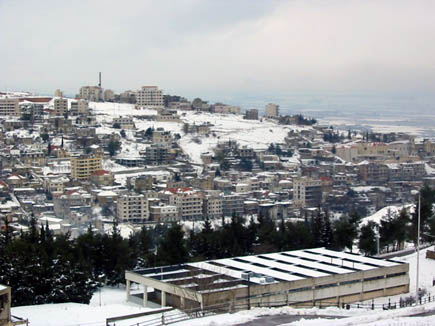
[222,194,244,217]
[152,128,172,145]
[117,194,149,223]
[0,98,20,117]
[79,86,103,102]
[119,90,136,104]
[149,204,178,222]
[125,248,409,310]
[145,144,169,165]
[204,195,223,219]
[70,99,89,116]
[113,116,135,129]
[358,162,389,185]
[293,177,322,208]
[265,103,279,118]
[136,86,164,108]
[54,89,64,97]
[70,154,103,180]
[244,109,259,120]
[168,187,203,220]
[53,97,68,116]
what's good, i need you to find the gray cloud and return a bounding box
[1,0,435,99]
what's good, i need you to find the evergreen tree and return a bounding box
[359,221,378,256]
[156,223,188,266]
[332,216,358,252]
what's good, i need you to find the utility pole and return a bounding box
[416,193,421,302]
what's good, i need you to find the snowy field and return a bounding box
[90,102,303,164]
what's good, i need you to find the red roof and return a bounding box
[19,97,52,103]
[92,170,110,176]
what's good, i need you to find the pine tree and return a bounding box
[359,221,378,256]
[156,223,188,266]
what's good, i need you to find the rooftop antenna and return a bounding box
[98,72,101,88]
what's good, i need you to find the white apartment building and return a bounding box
[265,103,279,118]
[79,86,103,102]
[293,177,322,208]
[117,194,149,223]
[70,99,89,116]
[0,98,20,116]
[136,86,164,108]
[53,97,68,116]
[149,204,178,222]
[168,187,203,220]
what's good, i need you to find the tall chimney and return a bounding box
[99,72,101,87]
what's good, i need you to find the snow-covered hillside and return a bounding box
[90,102,305,164]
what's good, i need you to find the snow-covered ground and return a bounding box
[11,286,159,326]
[90,102,303,164]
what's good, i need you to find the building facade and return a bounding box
[0,98,20,117]
[293,177,322,208]
[168,187,203,220]
[265,103,279,118]
[70,154,103,180]
[79,86,103,102]
[117,194,149,223]
[136,86,164,108]
[53,98,68,116]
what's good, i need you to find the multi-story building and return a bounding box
[113,116,135,129]
[119,90,136,103]
[136,86,164,108]
[54,89,64,97]
[168,187,203,220]
[293,177,322,208]
[222,194,244,217]
[149,204,178,222]
[152,128,172,145]
[90,169,114,186]
[204,195,223,219]
[46,176,69,194]
[0,98,20,116]
[53,97,68,116]
[213,104,241,114]
[79,86,103,102]
[70,154,103,180]
[117,194,149,223]
[244,109,259,120]
[70,99,89,116]
[265,103,279,118]
[358,162,389,185]
[145,144,169,165]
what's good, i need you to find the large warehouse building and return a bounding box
[125,248,409,310]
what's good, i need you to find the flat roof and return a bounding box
[129,248,405,291]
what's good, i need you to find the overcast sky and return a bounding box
[1,0,435,101]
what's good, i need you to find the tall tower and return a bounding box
[98,72,102,88]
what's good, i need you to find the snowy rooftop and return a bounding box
[130,248,405,294]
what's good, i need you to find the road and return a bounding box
[233,314,344,326]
